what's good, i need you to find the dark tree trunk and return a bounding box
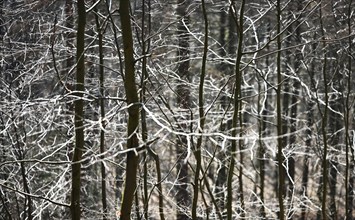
[119,0,140,219]
[227,1,245,219]
[70,0,86,219]
[276,1,285,219]
[346,2,354,218]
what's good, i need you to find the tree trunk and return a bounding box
[175,0,191,219]
[276,1,285,219]
[319,4,329,218]
[345,2,354,218]
[70,0,86,219]
[119,0,140,219]
[301,89,314,220]
[192,0,208,218]
[287,2,302,217]
[226,1,245,219]
[328,64,342,220]
[93,1,108,218]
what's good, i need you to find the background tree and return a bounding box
[175,0,192,219]
[70,0,86,219]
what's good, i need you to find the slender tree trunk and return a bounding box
[147,147,166,220]
[276,1,285,219]
[257,72,268,219]
[119,0,140,219]
[256,22,271,218]
[301,91,314,220]
[280,70,289,201]
[328,73,342,219]
[175,0,191,219]
[319,4,329,218]
[345,2,354,219]
[329,161,338,219]
[287,3,302,217]
[140,0,150,218]
[213,2,230,214]
[20,159,32,220]
[192,0,208,218]
[227,1,245,219]
[238,103,245,218]
[347,164,354,220]
[70,0,86,219]
[62,1,74,219]
[93,1,108,218]
[328,30,343,220]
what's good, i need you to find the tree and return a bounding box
[118,0,140,219]
[175,0,192,219]
[70,0,86,219]
[226,1,246,219]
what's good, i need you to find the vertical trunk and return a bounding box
[64,6,75,217]
[348,164,354,219]
[213,1,231,213]
[328,69,342,219]
[328,67,342,220]
[304,34,318,220]
[226,1,245,219]
[257,21,271,218]
[281,19,291,195]
[280,74,289,199]
[119,0,140,219]
[192,0,208,218]
[140,0,150,218]
[287,2,302,217]
[93,1,107,218]
[20,159,32,220]
[345,2,354,219]
[276,1,285,219]
[238,103,245,218]
[301,83,314,220]
[329,161,338,219]
[70,0,86,219]
[257,74,268,219]
[175,0,191,219]
[147,147,166,220]
[319,4,329,218]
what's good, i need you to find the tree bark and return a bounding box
[119,0,140,219]
[276,0,285,219]
[70,0,86,219]
[227,1,245,219]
